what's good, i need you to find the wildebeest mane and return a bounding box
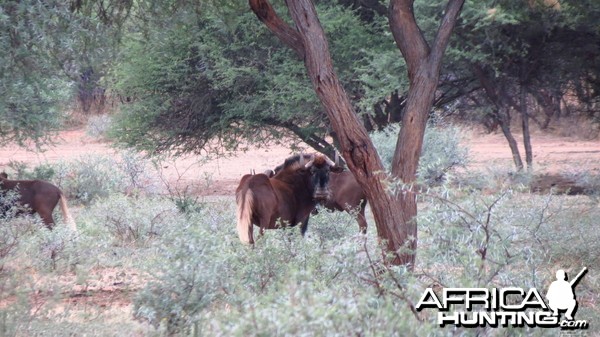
[273,154,313,176]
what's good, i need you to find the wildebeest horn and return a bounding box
[324,155,335,167]
[304,154,316,168]
[299,151,305,166]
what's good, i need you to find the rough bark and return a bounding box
[249,0,465,268]
[250,0,411,266]
[285,0,413,266]
[389,0,465,258]
[498,108,524,171]
[249,0,305,58]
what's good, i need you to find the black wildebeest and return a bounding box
[0,172,75,230]
[266,155,368,234]
[236,153,341,244]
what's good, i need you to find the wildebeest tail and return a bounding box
[58,193,77,231]
[236,189,254,244]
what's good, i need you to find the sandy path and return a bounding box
[1,128,598,196]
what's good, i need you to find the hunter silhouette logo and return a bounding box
[415,267,589,329]
[546,268,587,321]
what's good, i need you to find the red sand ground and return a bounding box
[1,128,598,195]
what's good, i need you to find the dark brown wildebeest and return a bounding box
[236,153,341,244]
[0,172,76,230]
[267,155,368,234]
[321,171,368,233]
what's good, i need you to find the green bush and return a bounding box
[1,179,598,336]
[133,202,431,335]
[0,189,40,270]
[81,194,181,247]
[370,122,469,185]
[55,155,127,203]
[5,161,56,181]
[128,186,600,336]
[416,186,600,334]
[51,152,159,203]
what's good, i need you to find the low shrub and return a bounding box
[4,161,56,181]
[81,194,181,247]
[85,114,113,140]
[0,189,40,271]
[370,122,469,185]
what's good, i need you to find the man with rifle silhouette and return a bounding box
[546,267,587,320]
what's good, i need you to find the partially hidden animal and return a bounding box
[267,154,368,234]
[236,153,341,244]
[0,172,75,230]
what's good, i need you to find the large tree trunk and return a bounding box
[388,0,465,258]
[286,0,413,266]
[249,0,465,268]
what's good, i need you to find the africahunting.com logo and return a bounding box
[416,268,589,330]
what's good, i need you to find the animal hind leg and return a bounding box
[258,214,271,238]
[300,217,310,236]
[38,208,55,230]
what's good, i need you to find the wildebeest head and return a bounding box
[274,153,342,202]
[304,154,341,202]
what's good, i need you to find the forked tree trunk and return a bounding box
[249,0,464,268]
[474,64,525,171]
[498,108,524,171]
[286,0,412,266]
[389,0,465,260]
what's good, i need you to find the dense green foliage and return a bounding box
[0,0,119,146]
[1,0,598,151]
[0,1,72,146]
[443,0,600,124]
[105,0,600,155]
[108,1,399,155]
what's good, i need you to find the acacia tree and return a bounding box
[447,0,600,171]
[250,0,464,267]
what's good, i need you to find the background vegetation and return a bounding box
[1,0,599,335]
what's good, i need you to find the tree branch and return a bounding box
[429,0,465,71]
[388,0,430,81]
[248,0,305,58]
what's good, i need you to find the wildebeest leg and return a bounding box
[37,208,55,230]
[259,213,271,237]
[300,217,310,236]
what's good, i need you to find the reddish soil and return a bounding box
[0,127,598,316]
[466,129,600,173]
[1,128,598,196]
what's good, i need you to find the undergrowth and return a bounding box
[0,174,597,336]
